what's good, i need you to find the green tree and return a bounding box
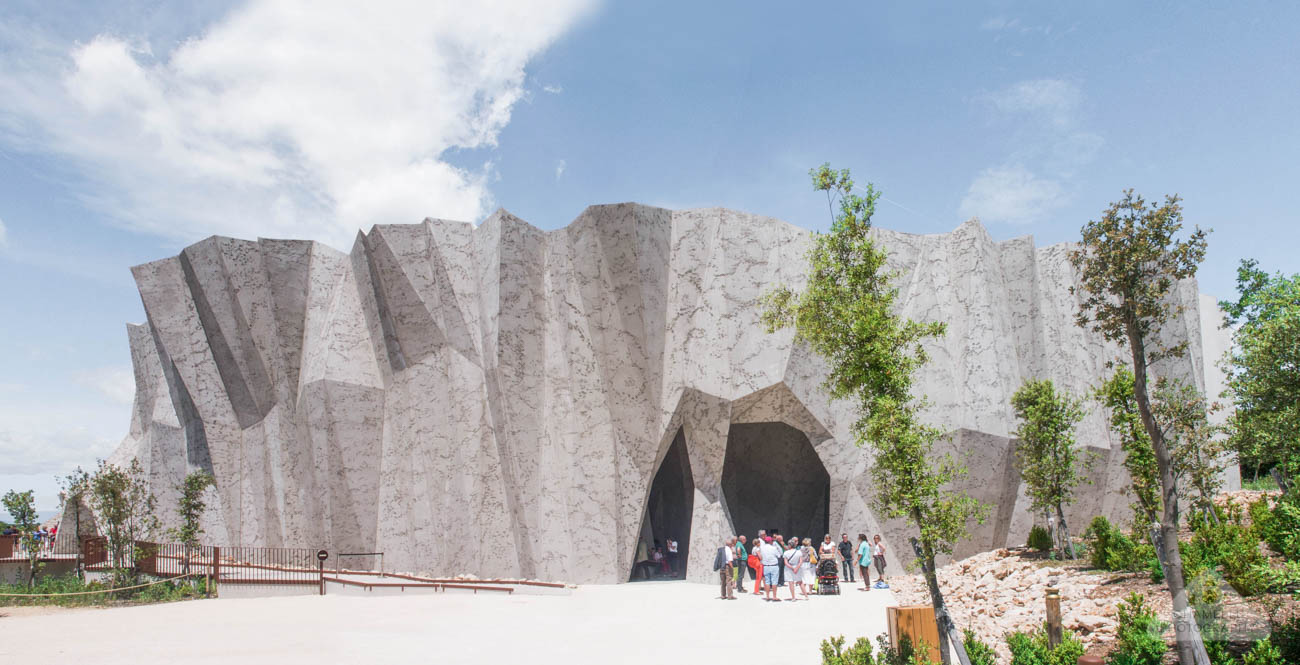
[2,489,41,588]
[1153,378,1227,523]
[1010,378,1089,559]
[170,470,215,548]
[1070,189,1211,665]
[170,470,214,581]
[59,467,91,579]
[1219,259,1300,487]
[764,164,985,665]
[88,458,159,587]
[1096,368,1162,529]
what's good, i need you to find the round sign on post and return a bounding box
[317,550,328,596]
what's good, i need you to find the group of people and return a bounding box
[712,532,888,601]
[1,524,57,553]
[631,538,682,579]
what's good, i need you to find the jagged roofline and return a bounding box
[127,204,1062,274]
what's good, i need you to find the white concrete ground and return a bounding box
[0,581,898,665]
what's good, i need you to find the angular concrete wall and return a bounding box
[109,204,1233,583]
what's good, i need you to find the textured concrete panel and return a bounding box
[109,205,1234,583]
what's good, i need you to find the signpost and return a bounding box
[317,549,328,596]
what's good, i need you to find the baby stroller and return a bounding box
[817,557,840,595]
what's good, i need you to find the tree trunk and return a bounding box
[1055,504,1077,560]
[908,528,972,665]
[1125,319,1210,665]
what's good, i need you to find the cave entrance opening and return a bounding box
[630,428,693,582]
[721,422,830,544]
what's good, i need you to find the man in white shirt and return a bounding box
[666,538,679,576]
[758,536,782,601]
[712,536,737,599]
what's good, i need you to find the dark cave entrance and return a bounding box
[630,428,694,581]
[721,422,830,543]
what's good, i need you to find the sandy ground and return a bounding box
[0,581,897,665]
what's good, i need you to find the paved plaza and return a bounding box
[0,581,897,664]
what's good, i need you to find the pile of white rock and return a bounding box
[891,549,1117,661]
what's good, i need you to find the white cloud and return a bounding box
[555,159,566,181]
[75,366,136,406]
[0,216,7,248]
[0,401,120,477]
[978,78,1081,127]
[542,84,564,94]
[0,0,595,251]
[963,78,1102,225]
[959,165,1066,225]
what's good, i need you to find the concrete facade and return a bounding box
[108,204,1234,583]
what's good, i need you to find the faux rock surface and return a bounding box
[108,204,1233,584]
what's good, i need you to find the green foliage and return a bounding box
[1241,476,1278,491]
[88,458,159,588]
[1006,624,1085,665]
[1266,616,1300,664]
[2,489,42,588]
[1251,560,1300,594]
[1109,593,1169,665]
[1026,524,1053,552]
[1096,368,1162,528]
[1240,640,1286,665]
[1183,506,1269,597]
[170,470,215,548]
[1011,379,1090,558]
[1083,516,1155,573]
[962,629,997,665]
[1071,190,1209,363]
[763,165,985,573]
[1220,259,1300,485]
[0,573,206,607]
[819,635,937,665]
[1256,495,1300,558]
[1153,377,1227,519]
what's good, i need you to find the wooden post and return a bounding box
[211,546,220,598]
[1045,587,1062,647]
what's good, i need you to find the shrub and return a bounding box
[1262,497,1300,558]
[1027,525,1053,552]
[1006,624,1085,665]
[1241,639,1286,665]
[1083,516,1155,573]
[821,635,880,665]
[819,635,937,665]
[1184,510,1270,596]
[1109,593,1167,665]
[963,629,997,665]
[1267,615,1300,664]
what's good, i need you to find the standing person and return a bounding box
[838,534,855,583]
[713,537,736,599]
[748,536,763,594]
[733,535,748,593]
[667,538,680,576]
[774,535,786,586]
[759,536,781,601]
[856,534,872,591]
[872,535,888,588]
[782,539,804,601]
[801,538,816,596]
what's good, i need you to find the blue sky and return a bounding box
[2,1,1297,511]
